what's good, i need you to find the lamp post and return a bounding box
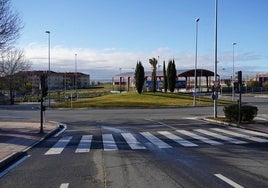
[45,31,51,107]
[75,53,78,100]
[193,18,200,106]
[214,0,218,118]
[232,42,237,101]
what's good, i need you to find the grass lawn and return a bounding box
[54,92,232,108]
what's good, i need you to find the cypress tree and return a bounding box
[163,61,168,92]
[167,59,177,92]
[134,61,145,94]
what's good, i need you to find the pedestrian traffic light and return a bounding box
[40,74,48,97]
[235,71,242,84]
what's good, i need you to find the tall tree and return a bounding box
[0,0,22,51]
[167,59,177,92]
[149,57,157,92]
[134,61,145,94]
[163,61,167,92]
[0,49,31,104]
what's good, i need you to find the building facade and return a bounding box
[255,73,268,86]
[19,70,90,91]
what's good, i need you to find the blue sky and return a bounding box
[12,0,268,80]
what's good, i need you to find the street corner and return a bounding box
[0,121,61,171]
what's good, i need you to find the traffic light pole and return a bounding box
[237,71,242,124]
[40,97,44,134]
[40,74,48,134]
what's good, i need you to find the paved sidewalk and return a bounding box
[0,121,59,170]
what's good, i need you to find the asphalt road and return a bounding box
[0,95,267,187]
[0,108,267,188]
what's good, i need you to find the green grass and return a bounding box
[54,92,232,108]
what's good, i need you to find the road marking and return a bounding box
[176,130,222,146]
[214,174,244,188]
[102,134,118,151]
[140,132,172,148]
[158,131,198,147]
[231,128,268,138]
[0,155,30,178]
[144,119,177,130]
[195,129,247,144]
[59,183,69,188]
[211,128,268,143]
[121,133,146,149]
[45,136,72,155]
[75,135,92,153]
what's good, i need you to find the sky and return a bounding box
[11,0,268,81]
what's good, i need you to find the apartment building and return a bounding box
[19,70,90,90]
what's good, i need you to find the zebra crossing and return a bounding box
[44,128,268,155]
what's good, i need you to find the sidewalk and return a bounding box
[0,121,59,170]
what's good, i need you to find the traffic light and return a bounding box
[40,74,48,97]
[235,71,242,84]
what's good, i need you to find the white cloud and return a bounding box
[23,43,266,80]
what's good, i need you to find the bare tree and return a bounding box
[0,49,31,104]
[0,0,22,51]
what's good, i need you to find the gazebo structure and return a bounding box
[112,69,219,92]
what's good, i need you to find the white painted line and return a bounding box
[59,183,69,188]
[0,155,30,178]
[75,135,92,153]
[53,124,67,137]
[195,129,247,144]
[102,134,118,151]
[121,133,146,149]
[176,130,222,146]
[140,132,172,149]
[45,136,72,155]
[230,127,268,138]
[211,128,268,143]
[214,174,244,188]
[158,131,198,147]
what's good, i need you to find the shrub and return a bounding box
[241,105,258,121]
[223,104,258,122]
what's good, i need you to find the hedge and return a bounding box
[223,104,258,122]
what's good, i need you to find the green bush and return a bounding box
[223,104,258,122]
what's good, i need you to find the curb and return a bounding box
[0,123,62,171]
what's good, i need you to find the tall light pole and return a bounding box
[45,31,51,107]
[214,0,218,118]
[232,42,237,101]
[193,18,200,106]
[75,53,78,100]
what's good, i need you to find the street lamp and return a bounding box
[232,42,237,101]
[193,18,200,106]
[45,31,51,107]
[214,0,218,118]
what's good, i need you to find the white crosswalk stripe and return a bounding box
[75,135,92,153]
[45,136,72,155]
[44,128,267,155]
[211,128,268,143]
[231,127,268,138]
[121,133,146,149]
[176,130,222,146]
[158,131,198,147]
[194,129,247,144]
[140,132,172,148]
[103,134,118,151]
